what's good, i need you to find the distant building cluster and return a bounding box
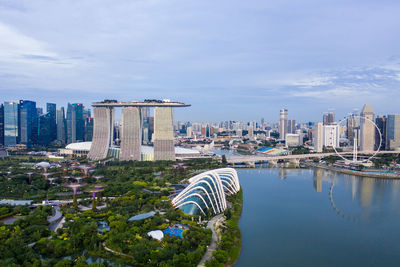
[0,100,93,148]
[311,104,400,153]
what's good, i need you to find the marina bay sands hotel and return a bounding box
[88,100,190,161]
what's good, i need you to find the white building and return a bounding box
[323,124,340,148]
[286,134,300,147]
[312,122,324,152]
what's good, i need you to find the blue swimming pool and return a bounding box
[163,228,184,238]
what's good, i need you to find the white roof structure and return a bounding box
[35,161,51,169]
[64,142,200,155]
[65,142,92,151]
[147,230,164,241]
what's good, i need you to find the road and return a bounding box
[198,214,224,267]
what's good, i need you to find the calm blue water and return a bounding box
[236,168,400,266]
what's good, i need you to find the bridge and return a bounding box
[226,151,400,164]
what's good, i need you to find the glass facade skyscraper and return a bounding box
[66,103,84,144]
[20,100,37,147]
[386,115,400,150]
[56,107,66,144]
[4,101,19,147]
[38,113,52,146]
[46,103,57,142]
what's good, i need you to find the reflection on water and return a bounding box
[236,168,400,266]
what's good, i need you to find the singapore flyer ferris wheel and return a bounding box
[333,114,382,164]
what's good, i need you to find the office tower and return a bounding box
[66,103,84,144]
[312,122,323,152]
[186,126,192,138]
[360,104,375,152]
[74,104,84,142]
[56,108,67,144]
[20,100,37,147]
[38,113,52,146]
[66,103,76,144]
[288,119,296,134]
[0,104,4,146]
[248,125,254,138]
[279,109,288,140]
[85,117,93,141]
[375,115,386,150]
[46,103,57,142]
[323,112,335,125]
[347,113,358,144]
[386,114,400,150]
[4,101,20,147]
[323,124,340,148]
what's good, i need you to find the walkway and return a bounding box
[103,242,133,258]
[198,214,224,267]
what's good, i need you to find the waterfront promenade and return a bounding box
[227,151,399,164]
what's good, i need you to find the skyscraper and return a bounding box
[279,109,288,140]
[85,117,93,141]
[38,113,52,146]
[66,103,76,144]
[386,114,400,150]
[360,104,375,152]
[20,100,37,147]
[347,113,358,144]
[287,119,296,134]
[46,103,57,142]
[4,101,20,147]
[323,112,335,125]
[56,107,67,144]
[0,104,4,146]
[323,124,340,148]
[375,115,386,150]
[66,103,84,144]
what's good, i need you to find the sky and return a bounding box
[0,0,400,123]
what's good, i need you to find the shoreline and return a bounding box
[204,189,243,267]
[306,163,400,179]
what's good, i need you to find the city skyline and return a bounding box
[1,0,400,121]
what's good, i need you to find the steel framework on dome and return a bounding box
[172,168,240,216]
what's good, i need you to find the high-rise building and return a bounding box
[360,104,375,152]
[288,119,296,134]
[375,115,386,150]
[66,103,75,144]
[85,117,93,141]
[186,126,192,138]
[323,124,340,148]
[56,108,67,144]
[0,104,4,146]
[323,112,335,125]
[46,103,57,142]
[38,113,52,146]
[279,109,288,140]
[312,122,323,152]
[66,103,84,144]
[4,101,20,147]
[20,100,37,147]
[347,113,358,144]
[386,114,400,150]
